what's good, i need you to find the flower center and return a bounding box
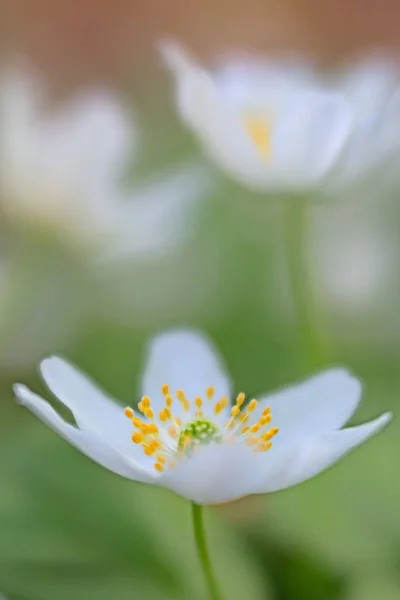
[124,384,279,473]
[178,418,222,451]
[243,115,272,161]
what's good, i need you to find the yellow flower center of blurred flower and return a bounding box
[244,116,272,161]
[124,385,279,473]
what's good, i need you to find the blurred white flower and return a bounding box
[333,56,400,191]
[0,66,211,259]
[161,42,352,193]
[14,329,390,505]
[162,43,400,196]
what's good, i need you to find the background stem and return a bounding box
[191,503,224,600]
[283,200,331,372]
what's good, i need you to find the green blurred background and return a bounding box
[2,1,400,598]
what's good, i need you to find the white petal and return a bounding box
[253,369,362,442]
[160,442,260,504]
[13,384,154,483]
[100,162,213,262]
[41,91,133,192]
[141,329,231,419]
[272,91,352,186]
[253,412,392,494]
[39,356,136,456]
[161,42,271,189]
[162,42,352,192]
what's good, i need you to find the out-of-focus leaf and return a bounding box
[243,529,348,600]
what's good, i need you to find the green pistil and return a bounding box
[178,418,222,452]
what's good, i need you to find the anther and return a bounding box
[207,386,215,399]
[141,396,151,408]
[166,394,173,407]
[161,384,169,395]
[176,389,185,401]
[236,393,245,407]
[156,454,166,465]
[231,406,240,417]
[168,425,178,437]
[195,396,203,409]
[220,397,228,409]
[154,463,164,472]
[132,432,144,444]
[259,441,272,452]
[124,407,134,419]
[248,399,258,412]
[241,426,250,434]
[144,408,154,419]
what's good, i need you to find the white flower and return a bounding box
[14,329,391,505]
[0,66,211,259]
[331,55,400,191]
[161,42,352,193]
[162,43,400,195]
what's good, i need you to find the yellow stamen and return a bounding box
[147,424,158,435]
[259,441,273,452]
[215,402,222,415]
[132,417,143,428]
[236,393,245,407]
[144,408,154,420]
[132,432,144,444]
[241,426,250,434]
[165,394,173,407]
[124,407,134,419]
[168,425,178,437]
[161,384,169,396]
[154,463,164,472]
[141,396,151,408]
[248,399,258,412]
[250,424,260,433]
[220,397,228,410]
[231,406,240,417]
[195,397,203,409]
[207,386,215,399]
[244,116,272,161]
[176,389,185,401]
[156,454,166,465]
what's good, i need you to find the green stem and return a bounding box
[191,503,224,600]
[283,200,331,371]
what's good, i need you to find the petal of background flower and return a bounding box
[252,368,362,443]
[41,90,134,193]
[140,329,232,419]
[252,412,392,494]
[161,42,273,190]
[99,162,213,263]
[272,91,352,187]
[13,384,155,483]
[39,356,137,456]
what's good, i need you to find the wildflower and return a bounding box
[162,44,400,196]
[14,329,391,505]
[0,66,211,260]
[161,42,352,193]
